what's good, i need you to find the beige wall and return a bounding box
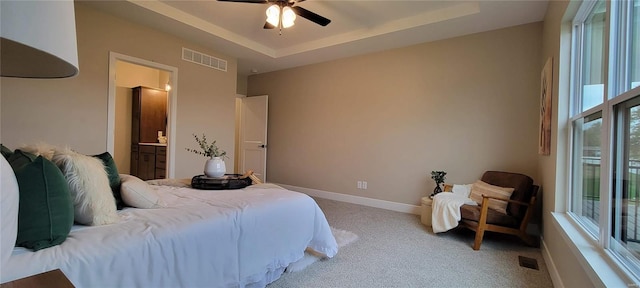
[248,22,542,206]
[539,1,594,287]
[237,77,248,96]
[0,2,238,178]
[116,61,164,90]
[114,86,133,174]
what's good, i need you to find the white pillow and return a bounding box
[451,184,472,198]
[1,156,19,269]
[120,174,165,209]
[51,148,119,225]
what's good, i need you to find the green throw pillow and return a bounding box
[1,144,14,160]
[8,150,74,251]
[93,152,124,209]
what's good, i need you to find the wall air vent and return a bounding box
[182,47,227,72]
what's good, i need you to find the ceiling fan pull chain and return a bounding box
[278,6,283,35]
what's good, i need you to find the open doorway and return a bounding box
[107,52,178,178]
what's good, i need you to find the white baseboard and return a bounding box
[277,184,422,215]
[541,237,564,288]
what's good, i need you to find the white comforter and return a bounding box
[1,184,338,287]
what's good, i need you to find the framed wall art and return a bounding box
[539,57,553,155]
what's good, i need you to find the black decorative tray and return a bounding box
[191,174,252,190]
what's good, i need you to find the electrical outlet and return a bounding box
[362,181,367,189]
[357,181,362,189]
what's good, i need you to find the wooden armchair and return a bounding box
[457,171,539,250]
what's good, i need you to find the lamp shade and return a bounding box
[1,0,79,78]
[281,6,296,28]
[266,4,280,27]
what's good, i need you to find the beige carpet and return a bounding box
[268,197,553,288]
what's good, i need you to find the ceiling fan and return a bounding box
[217,0,331,31]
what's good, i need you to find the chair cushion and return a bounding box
[480,171,533,219]
[460,204,519,228]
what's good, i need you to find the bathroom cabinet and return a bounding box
[130,86,167,180]
[131,144,166,180]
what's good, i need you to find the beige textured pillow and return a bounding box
[469,180,515,214]
[120,174,165,209]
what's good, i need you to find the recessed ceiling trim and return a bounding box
[127,0,277,58]
[95,0,548,78]
[275,2,480,58]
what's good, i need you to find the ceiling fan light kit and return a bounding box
[266,4,296,29]
[219,0,330,34]
[265,5,280,26]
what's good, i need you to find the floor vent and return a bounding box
[518,256,539,270]
[182,47,227,72]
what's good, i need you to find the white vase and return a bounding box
[204,157,226,178]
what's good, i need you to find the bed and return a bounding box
[1,180,338,287]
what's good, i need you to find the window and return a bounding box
[570,0,640,281]
[571,0,607,237]
[612,96,640,276]
[571,112,602,234]
[580,0,606,112]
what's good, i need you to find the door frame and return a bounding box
[106,52,179,178]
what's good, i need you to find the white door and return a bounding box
[240,95,268,182]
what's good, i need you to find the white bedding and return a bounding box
[1,183,338,287]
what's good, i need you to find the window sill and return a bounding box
[551,212,637,287]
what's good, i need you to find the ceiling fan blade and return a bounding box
[263,22,275,29]
[216,0,267,3]
[291,6,331,26]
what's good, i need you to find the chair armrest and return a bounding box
[481,194,530,206]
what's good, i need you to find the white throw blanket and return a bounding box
[431,193,477,233]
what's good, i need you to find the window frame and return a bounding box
[608,86,640,278]
[568,0,640,282]
[569,0,609,241]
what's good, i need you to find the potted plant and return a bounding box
[430,170,447,197]
[186,133,227,178]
